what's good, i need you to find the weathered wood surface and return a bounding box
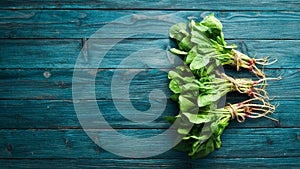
[1,0,300,10]
[0,11,299,39]
[0,39,299,69]
[0,99,298,129]
[0,128,299,158]
[0,158,299,169]
[0,69,298,99]
[1,0,300,168]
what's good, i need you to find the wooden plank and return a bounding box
[0,1,298,167]
[0,99,177,129]
[0,11,299,39]
[0,39,299,69]
[1,0,300,10]
[0,68,298,100]
[0,99,298,129]
[0,128,299,158]
[0,158,191,169]
[192,157,300,168]
[0,39,82,69]
[0,157,299,169]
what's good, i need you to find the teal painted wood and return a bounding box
[1,39,299,69]
[1,0,300,168]
[0,39,82,69]
[0,69,298,100]
[1,0,300,10]
[0,159,192,169]
[192,157,300,168]
[0,158,299,169]
[1,99,298,129]
[0,11,299,39]
[0,128,299,158]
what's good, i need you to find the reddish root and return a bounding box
[232,49,278,78]
[219,73,271,99]
[250,65,266,78]
[226,97,279,122]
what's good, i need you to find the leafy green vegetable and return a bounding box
[166,13,279,159]
[169,22,189,41]
[169,13,276,77]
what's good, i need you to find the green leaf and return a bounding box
[211,39,224,52]
[196,42,216,54]
[164,116,177,124]
[214,136,222,149]
[197,93,222,107]
[178,127,191,135]
[190,138,215,158]
[169,79,180,94]
[178,35,193,51]
[178,95,197,112]
[189,19,209,33]
[181,82,199,92]
[190,55,211,70]
[185,46,197,64]
[170,93,180,102]
[169,22,189,42]
[216,33,226,46]
[189,20,211,45]
[170,48,188,55]
[182,112,212,124]
[200,13,223,31]
[190,134,210,141]
[168,66,194,80]
[168,70,186,81]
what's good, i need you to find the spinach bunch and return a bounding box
[166,65,277,158]
[169,13,276,77]
[166,13,279,158]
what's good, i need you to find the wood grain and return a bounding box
[0,128,299,158]
[0,68,298,100]
[0,99,298,129]
[1,0,300,10]
[0,158,192,169]
[1,0,299,167]
[0,11,299,39]
[0,157,299,169]
[0,39,299,69]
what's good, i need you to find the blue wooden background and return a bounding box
[0,0,300,168]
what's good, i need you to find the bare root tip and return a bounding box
[255,57,278,66]
[257,76,282,83]
[264,115,279,122]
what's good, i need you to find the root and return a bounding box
[232,49,278,78]
[223,97,279,123]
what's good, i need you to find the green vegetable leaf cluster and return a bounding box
[169,13,273,77]
[166,13,279,159]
